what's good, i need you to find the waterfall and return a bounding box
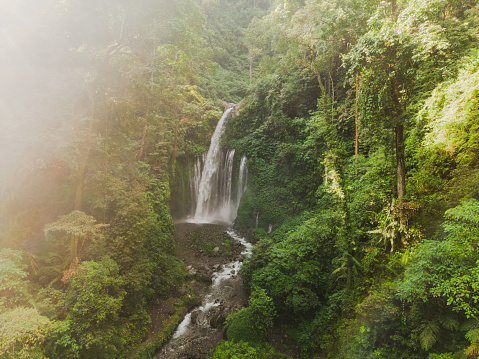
[189,152,206,213]
[237,155,248,203]
[231,154,248,221]
[188,106,248,225]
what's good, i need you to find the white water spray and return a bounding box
[173,230,252,339]
[189,152,206,213]
[157,107,251,358]
[237,155,248,203]
[187,106,248,225]
[194,107,234,222]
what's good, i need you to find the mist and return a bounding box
[0,0,174,247]
[1,0,83,181]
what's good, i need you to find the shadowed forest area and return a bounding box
[1,0,479,358]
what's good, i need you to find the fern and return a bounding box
[441,315,460,331]
[465,328,479,343]
[419,320,440,350]
[465,342,479,357]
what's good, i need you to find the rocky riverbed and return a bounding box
[174,223,248,279]
[150,223,250,359]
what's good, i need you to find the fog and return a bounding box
[0,0,176,174]
[0,0,176,246]
[1,1,82,180]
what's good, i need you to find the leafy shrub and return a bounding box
[241,211,340,320]
[428,354,455,359]
[208,340,290,359]
[225,288,276,343]
[44,257,128,358]
[0,249,30,308]
[0,307,50,359]
[130,304,188,359]
[398,198,479,315]
[225,308,259,343]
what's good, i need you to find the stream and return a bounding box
[154,105,252,358]
[153,230,252,359]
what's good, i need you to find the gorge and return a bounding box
[2,0,479,358]
[153,106,252,358]
[187,106,248,225]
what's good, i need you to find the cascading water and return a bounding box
[155,106,251,358]
[231,154,248,221]
[237,155,248,205]
[189,152,206,213]
[155,230,253,359]
[187,106,248,225]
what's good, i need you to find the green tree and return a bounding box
[0,249,30,309]
[0,307,50,359]
[208,340,289,359]
[46,257,126,358]
[225,288,277,342]
[241,211,340,319]
[43,211,98,265]
[397,198,479,353]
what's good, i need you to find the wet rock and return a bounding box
[178,287,187,296]
[181,329,223,359]
[198,275,212,285]
[154,225,252,359]
[190,310,200,325]
[209,306,227,328]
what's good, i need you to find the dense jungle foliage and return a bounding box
[1,0,479,358]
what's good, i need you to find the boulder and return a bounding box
[209,306,227,328]
[190,309,200,325]
[177,287,187,296]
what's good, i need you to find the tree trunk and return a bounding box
[355,74,359,156]
[136,126,147,161]
[309,47,327,99]
[395,124,405,199]
[173,122,178,163]
[71,235,79,262]
[391,0,397,20]
[396,124,407,245]
[74,101,95,211]
[72,98,95,264]
[170,119,179,175]
[74,42,130,211]
[249,56,253,84]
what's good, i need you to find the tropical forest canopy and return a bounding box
[1,0,479,358]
